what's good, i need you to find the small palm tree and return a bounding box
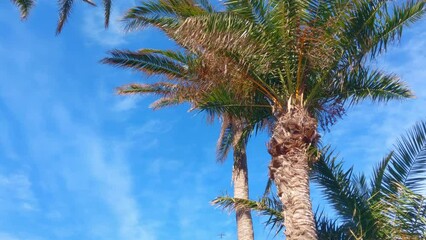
[103,48,271,240]
[11,0,112,33]
[214,120,426,239]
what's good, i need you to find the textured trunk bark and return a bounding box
[268,106,319,240]
[233,124,254,240]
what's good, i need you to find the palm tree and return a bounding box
[102,47,270,239]
[214,120,426,239]
[119,0,425,238]
[106,0,425,238]
[11,0,112,33]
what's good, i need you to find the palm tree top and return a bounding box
[167,0,422,126]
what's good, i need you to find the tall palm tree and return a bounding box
[149,1,424,238]
[11,0,112,33]
[214,120,426,239]
[103,47,270,239]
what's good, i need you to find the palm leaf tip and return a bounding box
[385,120,426,194]
[83,0,97,6]
[12,0,34,19]
[344,69,414,106]
[216,116,233,163]
[56,0,74,34]
[103,0,112,28]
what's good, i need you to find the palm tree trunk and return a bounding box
[268,106,319,240]
[233,124,255,240]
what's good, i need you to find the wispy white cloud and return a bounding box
[84,137,158,240]
[0,172,38,212]
[82,2,137,47]
[112,96,142,112]
[129,119,174,135]
[82,10,125,46]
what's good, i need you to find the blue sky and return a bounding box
[0,1,425,239]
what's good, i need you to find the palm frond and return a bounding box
[225,0,267,24]
[123,0,208,32]
[197,87,271,118]
[370,152,393,201]
[116,82,175,96]
[103,0,112,28]
[196,0,214,13]
[212,195,284,235]
[382,182,426,238]
[312,147,380,237]
[102,49,187,78]
[383,121,426,194]
[82,0,96,6]
[312,148,359,220]
[216,115,233,163]
[315,209,347,240]
[369,0,425,58]
[57,0,74,34]
[149,96,184,109]
[340,68,413,105]
[11,0,34,19]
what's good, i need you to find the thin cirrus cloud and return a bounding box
[0,172,38,212]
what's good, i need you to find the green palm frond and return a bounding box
[102,49,187,78]
[315,209,347,240]
[212,195,284,235]
[123,0,208,32]
[196,87,271,118]
[341,68,414,105]
[312,147,381,237]
[368,0,425,58]
[330,0,425,68]
[224,0,267,24]
[383,121,426,195]
[312,148,358,220]
[370,152,393,201]
[11,0,34,19]
[382,182,426,238]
